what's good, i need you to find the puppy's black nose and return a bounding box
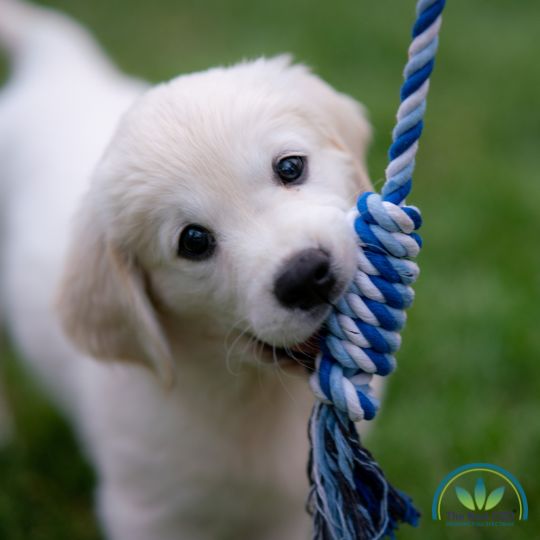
[274,248,336,310]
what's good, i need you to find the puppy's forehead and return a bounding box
[119,60,326,184]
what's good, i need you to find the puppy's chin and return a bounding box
[255,333,322,373]
[229,322,324,375]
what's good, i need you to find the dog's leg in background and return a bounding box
[0,0,142,440]
[0,0,53,448]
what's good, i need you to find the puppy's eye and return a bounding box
[177,224,216,260]
[275,156,305,185]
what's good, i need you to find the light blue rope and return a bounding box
[312,0,445,423]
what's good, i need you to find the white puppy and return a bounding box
[0,1,372,539]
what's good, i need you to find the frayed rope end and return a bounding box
[307,403,420,540]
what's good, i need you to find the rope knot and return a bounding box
[355,192,422,259]
[310,194,422,422]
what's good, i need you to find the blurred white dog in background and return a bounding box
[0,1,373,538]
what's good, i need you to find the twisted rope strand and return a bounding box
[311,0,445,423]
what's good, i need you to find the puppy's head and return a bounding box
[57,57,371,382]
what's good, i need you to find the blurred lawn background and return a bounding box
[1,0,539,539]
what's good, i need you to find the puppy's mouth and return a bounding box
[254,333,321,372]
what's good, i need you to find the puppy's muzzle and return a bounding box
[274,248,336,310]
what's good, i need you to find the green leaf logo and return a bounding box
[455,486,475,510]
[474,478,486,509]
[485,486,505,510]
[455,478,506,511]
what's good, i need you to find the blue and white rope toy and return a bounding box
[307,1,446,538]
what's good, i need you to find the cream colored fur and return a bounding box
[0,1,375,539]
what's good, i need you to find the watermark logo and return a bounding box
[455,478,504,512]
[432,463,528,527]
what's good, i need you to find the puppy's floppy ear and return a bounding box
[56,202,175,385]
[286,59,372,189]
[323,91,371,167]
[314,86,372,190]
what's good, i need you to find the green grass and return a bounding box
[1,1,539,538]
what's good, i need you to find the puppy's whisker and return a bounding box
[223,316,250,346]
[284,345,314,372]
[271,345,299,403]
[224,317,252,376]
[233,331,264,375]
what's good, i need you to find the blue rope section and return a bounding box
[308,1,446,538]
